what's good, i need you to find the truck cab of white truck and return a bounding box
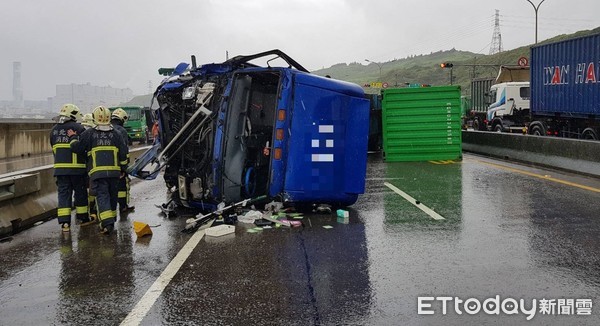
[486,82,530,132]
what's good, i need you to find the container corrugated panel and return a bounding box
[531,33,600,116]
[470,77,494,113]
[382,86,462,162]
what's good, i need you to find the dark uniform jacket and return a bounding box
[111,119,130,165]
[70,127,129,181]
[50,120,86,176]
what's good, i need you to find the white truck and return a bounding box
[486,81,531,132]
[484,66,531,133]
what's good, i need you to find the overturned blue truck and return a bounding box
[130,50,369,210]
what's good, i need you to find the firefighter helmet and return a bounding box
[111,108,128,122]
[92,106,112,126]
[81,113,96,128]
[59,103,82,121]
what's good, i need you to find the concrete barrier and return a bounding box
[462,131,600,177]
[0,121,54,160]
[0,147,150,237]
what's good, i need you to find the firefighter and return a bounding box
[50,104,92,232]
[69,106,128,235]
[81,113,97,218]
[81,113,96,130]
[111,108,134,213]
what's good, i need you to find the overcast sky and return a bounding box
[1,0,598,100]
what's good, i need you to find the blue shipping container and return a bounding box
[531,33,600,117]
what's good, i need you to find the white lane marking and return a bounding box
[120,229,207,325]
[383,182,445,220]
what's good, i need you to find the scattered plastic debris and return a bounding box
[133,221,153,238]
[239,210,263,224]
[205,224,235,237]
[265,201,284,212]
[336,209,349,218]
[255,219,273,227]
[315,204,332,214]
[34,221,44,226]
[322,225,333,229]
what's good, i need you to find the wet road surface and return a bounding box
[1,153,600,325]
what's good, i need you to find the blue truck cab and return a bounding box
[131,50,369,209]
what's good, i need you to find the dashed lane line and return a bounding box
[120,228,207,326]
[383,182,446,220]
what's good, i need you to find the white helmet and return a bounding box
[111,108,129,122]
[81,113,96,128]
[92,106,112,131]
[59,103,82,121]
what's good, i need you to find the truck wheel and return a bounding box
[582,128,598,140]
[530,125,545,136]
[494,124,503,132]
[473,119,480,131]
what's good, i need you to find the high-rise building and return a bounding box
[13,62,24,109]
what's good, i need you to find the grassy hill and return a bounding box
[313,27,600,95]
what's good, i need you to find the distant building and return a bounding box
[13,62,24,109]
[50,83,134,113]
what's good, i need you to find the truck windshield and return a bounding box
[124,109,142,120]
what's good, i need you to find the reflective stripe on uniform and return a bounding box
[89,165,121,175]
[57,207,71,217]
[52,143,85,168]
[99,210,113,220]
[118,191,127,198]
[52,143,71,153]
[54,163,86,169]
[91,146,118,166]
[75,206,88,214]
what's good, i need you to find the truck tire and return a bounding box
[582,128,598,140]
[530,125,545,136]
[473,119,481,131]
[494,124,503,132]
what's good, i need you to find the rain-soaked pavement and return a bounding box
[1,153,600,325]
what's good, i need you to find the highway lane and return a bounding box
[1,153,600,325]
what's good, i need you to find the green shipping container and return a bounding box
[382,86,462,162]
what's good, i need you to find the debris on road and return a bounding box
[238,210,263,224]
[205,224,235,237]
[133,221,153,238]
